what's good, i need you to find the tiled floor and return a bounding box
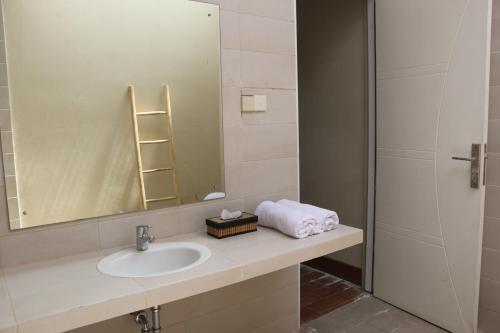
[300,265,364,323]
[300,265,448,333]
[301,296,448,333]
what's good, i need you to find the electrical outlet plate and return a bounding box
[241,95,267,112]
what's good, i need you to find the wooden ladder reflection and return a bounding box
[128,85,181,208]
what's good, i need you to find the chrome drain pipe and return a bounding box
[151,306,162,333]
[132,311,151,333]
[132,306,162,333]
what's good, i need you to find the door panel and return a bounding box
[374,1,491,332]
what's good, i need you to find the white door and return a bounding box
[373,1,491,332]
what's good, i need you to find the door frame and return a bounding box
[294,0,377,292]
[364,0,376,292]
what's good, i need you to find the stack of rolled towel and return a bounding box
[254,199,339,239]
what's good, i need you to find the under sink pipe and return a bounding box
[133,311,151,333]
[132,306,162,333]
[151,306,162,333]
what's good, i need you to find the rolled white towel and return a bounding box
[255,201,316,239]
[277,199,339,231]
[276,199,323,234]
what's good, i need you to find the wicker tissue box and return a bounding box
[206,212,258,239]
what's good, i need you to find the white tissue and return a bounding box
[221,209,242,220]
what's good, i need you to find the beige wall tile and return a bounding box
[479,307,500,333]
[480,278,500,313]
[494,0,500,19]
[223,124,243,165]
[243,190,297,213]
[199,0,239,12]
[490,86,500,120]
[164,322,186,333]
[220,11,240,50]
[240,51,296,89]
[482,248,500,281]
[492,19,500,53]
[221,0,239,12]
[240,14,295,55]
[491,53,500,86]
[98,209,179,249]
[487,154,500,186]
[242,123,297,161]
[0,222,100,267]
[249,313,298,333]
[239,265,298,299]
[488,119,500,153]
[66,321,107,333]
[185,304,247,333]
[241,158,297,197]
[185,283,243,318]
[485,12,500,324]
[222,87,242,126]
[223,163,242,200]
[241,88,296,125]
[486,186,500,219]
[160,298,188,327]
[239,0,294,21]
[179,204,210,234]
[484,217,500,251]
[221,50,241,87]
[244,284,299,329]
[107,314,139,333]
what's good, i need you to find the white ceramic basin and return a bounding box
[97,242,211,278]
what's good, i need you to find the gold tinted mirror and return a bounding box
[2,0,224,229]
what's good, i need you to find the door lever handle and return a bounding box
[452,156,477,162]
[451,144,482,188]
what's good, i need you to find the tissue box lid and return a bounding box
[205,212,258,229]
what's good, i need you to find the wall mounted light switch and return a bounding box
[241,95,267,112]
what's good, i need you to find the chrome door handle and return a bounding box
[451,144,481,189]
[452,157,477,162]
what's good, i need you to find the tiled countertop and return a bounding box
[0,225,363,333]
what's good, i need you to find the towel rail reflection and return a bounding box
[128,85,181,208]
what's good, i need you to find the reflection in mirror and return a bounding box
[3,0,224,229]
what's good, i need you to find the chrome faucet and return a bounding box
[136,225,155,251]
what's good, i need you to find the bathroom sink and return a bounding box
[97,242,211,278]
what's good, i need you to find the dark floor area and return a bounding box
[300,264,364,323]
[301,296,448,333]
[300,265,447,333]
[303,257,363,286]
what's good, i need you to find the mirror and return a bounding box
[2,0,224,229]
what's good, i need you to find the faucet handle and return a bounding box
[136,225,152,237]
[148,235,156,243]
